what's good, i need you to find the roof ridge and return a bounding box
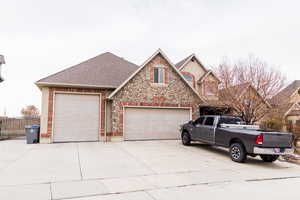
[175,54,194,69]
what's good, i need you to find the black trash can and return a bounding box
[25,125,40,144]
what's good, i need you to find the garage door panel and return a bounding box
[53,94,100,142]
[125,108,190,140]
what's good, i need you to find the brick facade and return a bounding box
[40,87,111,140]
[110,53,203,137]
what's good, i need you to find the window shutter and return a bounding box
[146,67,151,80]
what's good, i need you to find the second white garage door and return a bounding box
[124,107,191,140]
[53,93,100,142]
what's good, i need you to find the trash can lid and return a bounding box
[25,125,40,129]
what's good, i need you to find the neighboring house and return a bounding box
[271,80,300,131]
[0,55,5,82]
[219,83,271,123]
[36,49,204,143]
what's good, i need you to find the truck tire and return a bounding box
[260,155,279,162]
[230,143,247,163]
[182,132,191,146]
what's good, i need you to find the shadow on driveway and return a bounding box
[188,143,289,169]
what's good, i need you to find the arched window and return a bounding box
[182,73,194,87]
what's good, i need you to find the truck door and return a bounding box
[190,117,205,140]
[201,117,216,144]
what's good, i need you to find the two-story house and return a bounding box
[36,49,203,143]
[36,49,270,143]
[0,55,5,82]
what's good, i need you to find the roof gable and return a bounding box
[197,70,221,84]
[271,80,300,105]
[108,49,205,102]
[284,102,300,117]
[175,54,208,72]
[36,52,139,88]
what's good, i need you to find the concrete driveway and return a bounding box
[0,139,300,200]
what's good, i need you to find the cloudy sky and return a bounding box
[0,0,299,116]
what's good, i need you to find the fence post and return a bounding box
[0,119,2,137]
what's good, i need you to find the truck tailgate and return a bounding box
[262,132,293,148]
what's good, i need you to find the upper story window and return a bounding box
[154,67,164,83]
[183,74,193,82]
[204,81,218,96]
[182,73,194,87]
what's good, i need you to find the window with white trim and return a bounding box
[182,73,194,87]
[154,68,164,83]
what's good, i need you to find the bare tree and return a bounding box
[214,55,286,124]
[21,105,40,118]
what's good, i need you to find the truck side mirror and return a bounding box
[188,120,194,125]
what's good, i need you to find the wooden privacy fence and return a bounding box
[0,117,40,137]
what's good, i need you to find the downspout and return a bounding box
[104,97,107,143]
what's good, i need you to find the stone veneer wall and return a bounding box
[201,73,219,101]
[41,87,110,143]
[110,54,203,137]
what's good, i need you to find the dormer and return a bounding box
[197,70,221,100]
[175,54,207,91]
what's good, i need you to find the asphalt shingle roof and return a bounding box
[271,80,300,105]
[36,52,139,88]
[175,55,192,69]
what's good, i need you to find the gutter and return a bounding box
[35,82,117,90]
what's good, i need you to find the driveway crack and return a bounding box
[145,190,157,200]
[76,143,83,180]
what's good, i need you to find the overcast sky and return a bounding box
[0,0,299,117]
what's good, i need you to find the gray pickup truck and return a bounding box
[180,115,294,163]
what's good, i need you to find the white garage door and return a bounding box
[124,107,190,140]
[53,93,100,142]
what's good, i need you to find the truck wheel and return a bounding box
[230,143,246,163]
[260,155,279,162]
[182,132,191,146]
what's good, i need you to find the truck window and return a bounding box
[204,117,214,126]
[219,117,242,125]
[195,117,205,125]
